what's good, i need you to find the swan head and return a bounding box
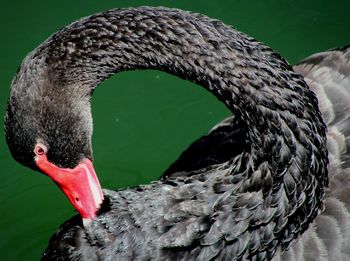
[5,60,104,221]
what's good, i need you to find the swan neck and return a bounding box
[13,8,327,175]
[7,7,329,257]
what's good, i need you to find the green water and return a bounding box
[0,0,349,260]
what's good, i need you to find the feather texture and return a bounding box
[4,6,342,261]
[164,46,350,260]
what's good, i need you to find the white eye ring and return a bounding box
[34,144,47,156]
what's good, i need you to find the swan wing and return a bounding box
[279,45,350,261]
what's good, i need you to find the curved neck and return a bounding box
[10,7,328,256]
[14,6,328,186]
[47,8,325,164]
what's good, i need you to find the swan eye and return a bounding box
[34,144,46,156]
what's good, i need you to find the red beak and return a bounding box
[35,154,104,220]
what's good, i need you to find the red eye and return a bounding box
[35,145,46,156]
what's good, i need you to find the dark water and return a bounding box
[0,0,349,260]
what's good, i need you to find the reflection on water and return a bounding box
[1,1,349,260]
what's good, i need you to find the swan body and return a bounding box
[162,47,350,260]
[4,6,349,260]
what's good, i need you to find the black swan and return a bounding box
[5,7,350,260]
